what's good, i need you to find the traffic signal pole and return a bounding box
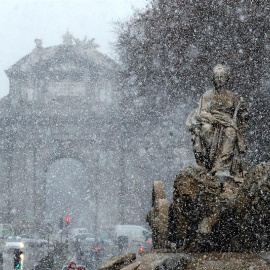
[13,249,23,269]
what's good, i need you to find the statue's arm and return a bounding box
[237,98,250,129]
[235,98,249,153]
[186,91,217,129]
[196,93,217,124]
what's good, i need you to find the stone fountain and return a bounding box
[99,65,270,269]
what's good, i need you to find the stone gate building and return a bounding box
[0,33,192,236]
[0,34,123,234]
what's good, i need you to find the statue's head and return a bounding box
[213,64,229,90]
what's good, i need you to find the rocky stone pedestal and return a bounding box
[168,162,270,252]
[99,251,270,269]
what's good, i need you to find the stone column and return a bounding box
[23,146,36,227]
[33,151,46,234]
[84,160,98,234]
[10,141,28,233]
[0,134,12,223]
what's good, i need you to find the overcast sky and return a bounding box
[0,0,148,98]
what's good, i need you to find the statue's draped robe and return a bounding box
[186,89,249,177]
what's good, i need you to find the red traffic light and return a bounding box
[65,217,71,223]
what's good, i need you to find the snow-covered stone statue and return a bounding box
[104,64,270,269]
[186,64,249,179]
[146,64,270,255]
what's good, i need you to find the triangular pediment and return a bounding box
[6,44,118,79]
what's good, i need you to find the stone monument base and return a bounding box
[168,162,270,252]
[99,251,270,269]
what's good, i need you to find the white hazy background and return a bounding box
[0,0,148,98]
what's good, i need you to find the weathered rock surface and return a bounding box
[146,181,169,249]
[99,253,136,270]
[232,162,270,252]
[166,162,270,252]
[99,252,270,269]
[169,164,222,249]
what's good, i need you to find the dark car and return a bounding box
[78,237,105,268]
[138,237,153,255]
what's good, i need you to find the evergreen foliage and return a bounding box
[115,0,269,164]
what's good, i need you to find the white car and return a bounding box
[17,234,48,247]
[61,265,87,270]
[114,225,152,254]
[76,265,87,270]
[69,228,88,238]
[71,233,95,242]
[5,236,25,250]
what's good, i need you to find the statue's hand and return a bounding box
[198,112,216,124]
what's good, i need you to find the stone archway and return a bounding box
[45,158,95,232]
[0,38,122,234]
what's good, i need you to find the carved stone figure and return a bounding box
[146,181,169,249]
[143,64,270,258]
[186,64,249,179]
[62,31,100,49]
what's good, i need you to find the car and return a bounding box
[5,236,25,250]
[77,266,87,270]
[98,237,114,257]
[53,229,68,243]
[138,237,153,255]
[73,236,96,256]
[76,237,105,268]
[69,228,88,238]
[61,264,87,270]
[114,225,152,254]
[17,234,48,247]
[70,233,95,253]
[114,225,151,243]
[79,237,96,251]
[71,233,95,242]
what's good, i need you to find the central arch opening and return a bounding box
[45,158,94,231]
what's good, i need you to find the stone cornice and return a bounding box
[6,45,119,79]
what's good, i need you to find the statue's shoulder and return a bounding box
[202,89,215,100]
[225,90,240,102]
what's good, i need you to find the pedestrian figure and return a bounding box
[68,261,76,270]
